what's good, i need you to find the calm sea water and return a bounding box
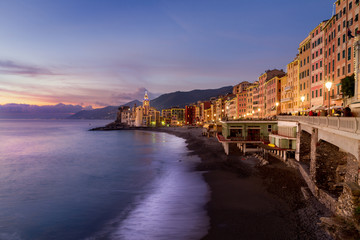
[0,120,209,240]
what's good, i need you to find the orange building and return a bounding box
[237,91,247,118]
[298,35,312,110]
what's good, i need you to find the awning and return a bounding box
[309,105,326,111]
[330,105,343,109]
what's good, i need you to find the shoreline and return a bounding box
[150,127,333,240]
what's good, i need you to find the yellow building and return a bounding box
[281,56,300,114]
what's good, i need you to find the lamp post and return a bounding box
[325,81,332,116]
[275,102,279,115]
[300,96,305,115]
[258,108,260,118]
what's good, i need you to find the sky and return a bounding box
[0,0,334,107]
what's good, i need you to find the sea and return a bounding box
[0,119,209,240]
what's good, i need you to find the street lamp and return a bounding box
[275,102,279,115]
[325,81,332,116]
[300,96,305,115]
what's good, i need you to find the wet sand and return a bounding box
[153,127,333,240]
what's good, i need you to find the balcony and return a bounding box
[331,94,343,101]
[281,97,293,103]
[284,86,292,91]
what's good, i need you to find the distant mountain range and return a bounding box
[0,103,90,119]
[69,86,233,120]
[1,86,233,119]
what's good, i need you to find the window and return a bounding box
[348,47,351,60]
[312,91,314,98]
[316,51,318,57]
[307,69,309,76]
[332,60,334,72]
[338,25,341,32]
[307,56,309,63]
[320,60,322,67]
[300,84,302,90]
[343,66,345,75]
[333,45,335,53]
[349,2,353,10]
[356,14,359,22]
[329,63,331,73]
[348,64,351,73]
[338,68,340,76]
[338,37,341,46]
[316,90,318,97]
[320,48,322,54]
[312,53,314,59]
[312,65,314,71]
[320,72,322,80]
[316,63,318,69]
[343,50,346,58]
[304,83,305,89]
[338,53,341,61]
[312,76,314,83]
[343,34,346,43]
[320,89,322,97]
[316,74,318,82]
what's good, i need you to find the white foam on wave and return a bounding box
[111,155,209,240]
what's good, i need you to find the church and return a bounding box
[117,91,160,127]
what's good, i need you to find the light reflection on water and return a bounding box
[0,120,209,240]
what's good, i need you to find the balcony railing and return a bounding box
[284,86,292,91]
[277,115,360,134]
[280,97,293,103]
[331,94,343,100]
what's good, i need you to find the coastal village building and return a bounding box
[299,35,312,111]
[237,91,247,118]
[330,0,360,107]
[310,22,326,108]
[233,81,249,118]
[264,75,282,117]
[323,16,338,109]
[215,97,226,122]
[233,81,251,94]
[258,69,285,118]
[118,92,160,127]
[224,95,237,120]
[185,105,196,125]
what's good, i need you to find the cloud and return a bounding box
[0,60,58,76]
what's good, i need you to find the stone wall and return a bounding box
[315,140,347,197]
[336,183,360,220]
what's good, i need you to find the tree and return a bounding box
[341,74,355,98]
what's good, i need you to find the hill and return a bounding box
[150,86,232,110]
[68,86,233,119]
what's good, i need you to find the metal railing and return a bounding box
[277,115,359,134]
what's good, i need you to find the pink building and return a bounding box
[310,21,326,108]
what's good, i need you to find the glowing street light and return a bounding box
[325,81,333,116]
[300,96,305,115]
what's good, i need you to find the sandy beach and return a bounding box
[153,127,333,240]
